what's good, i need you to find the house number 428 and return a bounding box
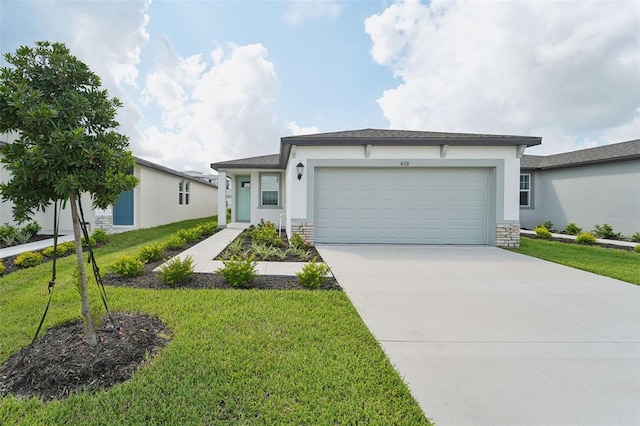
[400,161,410,166]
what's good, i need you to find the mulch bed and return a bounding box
[0,312,171,401]
[521,233,637,251]
[214,229,323,262]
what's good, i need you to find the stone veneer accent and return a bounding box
[496,223,520,247]
[94,214,113,233]
[291,221,315,246]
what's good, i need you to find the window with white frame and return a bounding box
[178,180,184,205]
[185,181,190,205]
[260,173,280,206]
[520,174,531,207]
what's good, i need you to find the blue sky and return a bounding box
[1,0,639,173]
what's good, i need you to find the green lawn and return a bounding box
[510,237,640,285]
[0,217,429,425]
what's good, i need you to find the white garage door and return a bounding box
[315,168,489,244]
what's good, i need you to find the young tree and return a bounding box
[0,41,138,346]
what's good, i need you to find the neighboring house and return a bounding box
[211,129,541,247]
[520,139,640,236]
[0,134,218,233]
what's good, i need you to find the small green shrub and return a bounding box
[158,255,195,285]
[296,257,331,289]
[0,223,17,239]
[139,243,165,263]
[42,241,75,258]
[23,221,42,238]
[290,232,310,249]
[164,235,187,250]
[1,233,16,246]
[177,228,201,243]
[196,221,217,236]
[539,221,554,231]
[14,251,43,268]
[534,226,552,239]
[593,223,621,240]
[92,229,109,243]
[252,242,285,260]
[111,255,145,278]
[564,222,582,236]
[634,245,640,253]
[81,236,97,248]
[0,260,5,275]
[251,220,282,247]
[630,232,640,243]
[13,228,33,245]
[216,255,258,288]
[288,246,313,261]
[575,232,597,245]
[226,235,246,256]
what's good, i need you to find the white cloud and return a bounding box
[365,0,640,154]
[283,1,343,25]
[138,43,295,172]
[288,122,319,135]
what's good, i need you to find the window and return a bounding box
[520,174,531,207]
[179,180,190,205]
[260,173,280,206]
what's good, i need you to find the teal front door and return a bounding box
[236,176,251,222]
[113,190,134,225]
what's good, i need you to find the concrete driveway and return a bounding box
[316,245,640,426]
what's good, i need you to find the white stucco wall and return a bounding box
[285,144,522,239]
[134,164,218,229]
[520,160,640,236]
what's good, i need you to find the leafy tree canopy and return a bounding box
[0,41,138,222]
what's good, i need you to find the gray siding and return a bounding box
[520,160,640,235]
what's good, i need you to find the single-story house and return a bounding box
[211,129,542,247]
[1,135,218,234]
[520,139,640,236]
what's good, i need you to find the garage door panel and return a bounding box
[315,168,489,244]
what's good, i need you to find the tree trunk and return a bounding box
[69,193,97,346]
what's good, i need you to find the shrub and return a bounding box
[216,255,258,288]
[0,233,16,246]
[13,228,33,245]
[164,235,187,250]
[290,232,310,249]
[575,232,597,245]
[92,229,109,244]
[288,246,313,261]
[564,222,582,236]
[252,242,285,261]
[196,221,217,236]
[296,257,332,289]
[42,241,75,258]
[177,228,200,243]
[0,260,5,275]
[630,232,640,243]
[593,224,621,240]
[226,235,246,256]
[111,255,145,278]
[14,251,43,268]
[534,226,552,239]
[158,255,195,285]
[81,236,97,248]
[251,220,282,247]
[539,221,554,231]
[139,243,165,263]
[23,221,42,238]
[0,223,17,240]
[634,245,640,253]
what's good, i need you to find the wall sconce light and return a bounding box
[296,162,305,180]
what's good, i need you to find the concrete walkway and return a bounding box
[0,234,75,259]
[316,245,640,426]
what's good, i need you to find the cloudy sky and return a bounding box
[1,0,638,173]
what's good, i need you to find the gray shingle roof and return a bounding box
[210,153,281,170]
[521,139,640,170]
[134,156,218,187]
